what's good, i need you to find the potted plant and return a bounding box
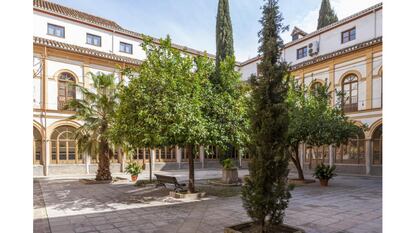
[125,161,142,182]
[222,158,239,184]
[313,163,337,186]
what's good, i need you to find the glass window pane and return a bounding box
[59,142,66,160]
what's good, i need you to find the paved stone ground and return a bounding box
[34,169,382,233]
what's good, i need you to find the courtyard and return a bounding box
[34,170,382,233]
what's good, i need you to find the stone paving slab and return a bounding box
[34,169,382,233]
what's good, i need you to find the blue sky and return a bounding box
[49,0,382,62]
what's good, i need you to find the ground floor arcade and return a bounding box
[33,116,382,177]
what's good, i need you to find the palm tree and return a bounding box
[67,72,120,180]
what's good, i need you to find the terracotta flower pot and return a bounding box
[319,179,329,186]
[131,175,138,182]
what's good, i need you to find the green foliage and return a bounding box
[313,163,337,180]
[205,56,250,154]
[317,0,338,29]
[212,0,249,162]
[125,161,143,176]
[215,0,234,73]
[287,80,362,147]
[113,36,211,148]
[113,36,223,192]
[241,0,291,231]
[222,158,234,169]
[286,79,362,180]
[67,72,120,180]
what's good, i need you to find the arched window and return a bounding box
[342,74,358,112]
[33,127,43,164]
[50,126,82,164]
[58,72,76,110]
[372,124,382,165]
[310,81,323,96]
[335,128,365,164]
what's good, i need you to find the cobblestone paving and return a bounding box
[34,170,382,233]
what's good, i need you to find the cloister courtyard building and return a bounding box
[33,0,382,177]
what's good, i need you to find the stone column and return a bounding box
[329,145,335,167]
[238,149,243,168]
[43,139,50,176]
[85,152,90,174]
[176,146,182,169]
[200,146,205,169]
[120,148,126,173]
[365,139,373,175]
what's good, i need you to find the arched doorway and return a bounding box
[372,124,382,165]
[50,125,82,164]
[33,126,43,164]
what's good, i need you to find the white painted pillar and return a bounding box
[85,152,90,174]
[200,146,205,169]
[329,145,335,167]
[43,139,50,176]
[365,139,373,175]
[238,149,243,168]
[176,146,182,169]
[120,148,126,173]
[150,149,156,175]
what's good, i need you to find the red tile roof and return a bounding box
[34,0,122,30]
[33,0,217,60]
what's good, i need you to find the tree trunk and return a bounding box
[308,147,313,170]
[260,218,265,233]
[96,140,112,181]
[292,146,305,180]
[188,144,195,193]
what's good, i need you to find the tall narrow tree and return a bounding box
[215,0,234,78]
[241,0,291,232]
[317,0,338,29]
[212,0,248,164]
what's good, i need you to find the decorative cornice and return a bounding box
[33,36,143,65]
[290,37,382,71]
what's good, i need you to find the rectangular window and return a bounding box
[341,27,356,43]
[47,23,65,38]
[86,33,101,46]
[119,42,133,54]
[296,46,307,59]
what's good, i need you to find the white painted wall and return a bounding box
[239,61,258,81]
[372,78,382,108]
[358,81,366,110]
[33,79,41,109]
[282,9,382,66]
[304,68,329,86]
[33,11,146,60]
[334,57,366,84]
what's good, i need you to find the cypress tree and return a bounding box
[212,0,245,163]
[317,0,338,29]
[215,0,234,75]
[241,0,291,232]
